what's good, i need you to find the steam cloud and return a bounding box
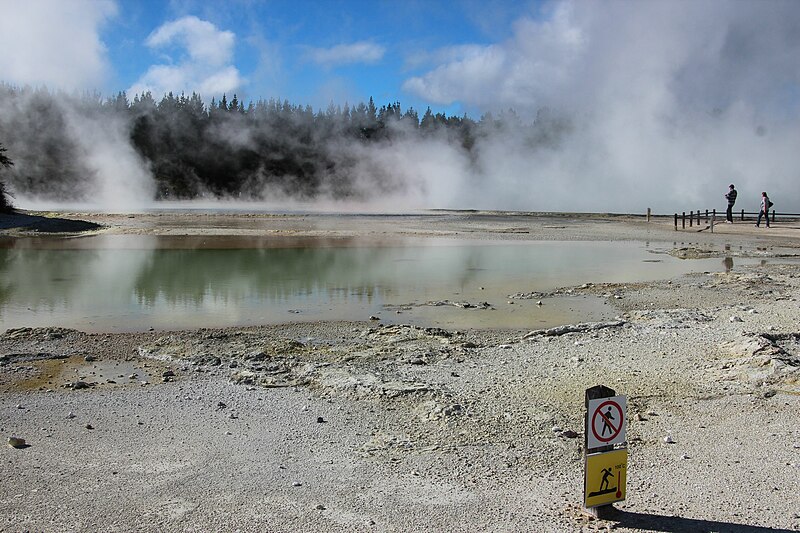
[0,1,799,213]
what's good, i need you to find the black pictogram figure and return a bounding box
[588,467,617,497]
[601,406,615,436]
[600,468,613,491]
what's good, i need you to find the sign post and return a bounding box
[583,385,628,518]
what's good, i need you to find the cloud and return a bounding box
[0,0,117,90]
[306,41,385,68]
[402,2,583,111]
[129,15,242,97]
[146,15,234,65]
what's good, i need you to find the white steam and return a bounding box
[62,109,155,211]
[402,0,800,213]
[0,0,116,91]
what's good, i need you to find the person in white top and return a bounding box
[756,191,772,228]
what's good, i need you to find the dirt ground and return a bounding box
[1,210,799,532]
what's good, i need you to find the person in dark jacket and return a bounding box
[724,184,737,223]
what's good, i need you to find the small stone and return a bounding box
[224,431,232,435]
[84,355,96,362]
[763,389,777,398]
[66,412,76,419]
[217,402,227,409]
[7,436,26,448]
[85,424,94,430]
[317,416,326,423]
[561,430,579,439]
[162,370,175,378]
[552,426,563,433]
[635,413,647,422]
[292,481,302,487]
[16,404,24,409]
[128,374,137,380]
[369,315,380,321]
[664,435,675,444]
[314,504,326,511]
[536,300,543,306]
[681,454,690,459]
[729,316,743,323]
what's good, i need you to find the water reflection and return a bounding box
[723,257,734,272]
[0,235,756,332]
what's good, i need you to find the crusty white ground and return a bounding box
[1,213,799,532]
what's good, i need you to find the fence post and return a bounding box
[674,213,678,230]
[712,208,716,221]
[682,212,686,229]
[711,212,715,233]
[689,211,693,227]
[741,209,744,221]
[697,211,700,225]
[705,209,709,221]
[647,208,651,222]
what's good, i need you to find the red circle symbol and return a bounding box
[591,400,623,443]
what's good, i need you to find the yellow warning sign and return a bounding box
[584,449,627,508]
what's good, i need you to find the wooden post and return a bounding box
[689,211,693,227]
[682,212,686,229]
[697,211,701,225]
[711,212,715,233]
[705,209,709,221]
[674,213,678,231]
[741,208,745,221]
[646,208,651,222]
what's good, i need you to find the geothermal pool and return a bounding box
[0,235,756,332]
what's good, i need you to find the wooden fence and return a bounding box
[672,209,800,230]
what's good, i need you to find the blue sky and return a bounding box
[4,0,545,116]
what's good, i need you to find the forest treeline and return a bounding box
[0,84,570,203]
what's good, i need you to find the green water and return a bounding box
[0,235,745,332]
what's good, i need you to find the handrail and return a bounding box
[672,209,800,230]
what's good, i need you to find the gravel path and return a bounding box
[1,212,799,532]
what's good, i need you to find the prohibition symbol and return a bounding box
[587,396,626,449]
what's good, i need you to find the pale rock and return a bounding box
[7,436,26,448]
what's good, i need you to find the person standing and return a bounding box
[756,191,772,228]
[724,184,737,223]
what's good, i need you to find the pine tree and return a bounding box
[0,142,14,212]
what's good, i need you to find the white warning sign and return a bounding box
[587,395,626,449]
